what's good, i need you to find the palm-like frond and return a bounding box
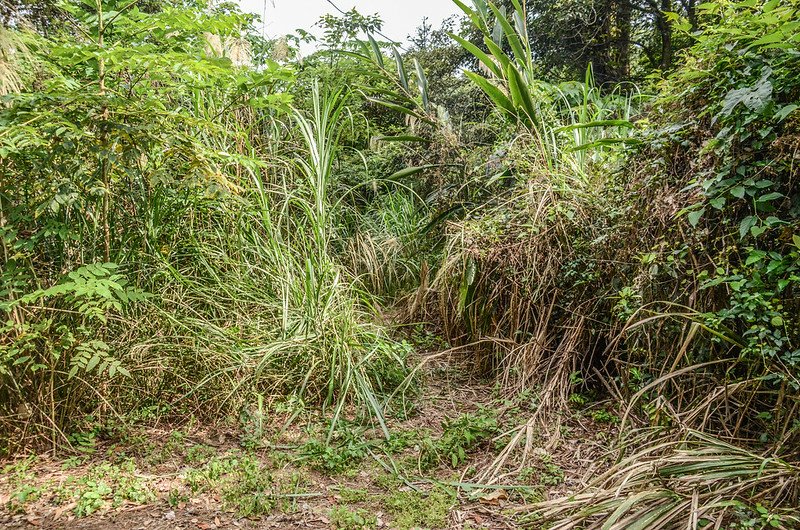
[526,430,800,529]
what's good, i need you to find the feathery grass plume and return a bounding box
[0,26,28,96]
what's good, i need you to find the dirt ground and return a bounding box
[1,357,617,529]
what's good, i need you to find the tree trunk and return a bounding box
[97,0,111,263]
[615,0,632,79]
[658,0,673,69]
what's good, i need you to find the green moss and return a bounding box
[384,488,454,529]
[334,485,369,503]
[330,506,378,529]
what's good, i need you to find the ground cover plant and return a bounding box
[1,0,799,528]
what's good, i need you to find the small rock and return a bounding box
[164,511,176,520]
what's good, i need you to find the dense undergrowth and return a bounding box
[2,0,799,527]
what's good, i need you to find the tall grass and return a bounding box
[126,85,413,438]
[0,19,412,449]
[452,0,640,183]
[424,0,641,399]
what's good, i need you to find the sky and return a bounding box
[237,0,461,50]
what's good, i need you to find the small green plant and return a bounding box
[51,460,154,517]
[382,428,427,455]
[184,453,299,516]
[569,392,589,406]
[239,394,268,449]
[420,409,499,469]
[330,505,378,530]
[220,459,275,516]
[185,444,217,464]
[590,409,619,424]
[2,456,41,512]
[520,452,565,487]
[298,427,368,474]
[61,456,88,470]
[374,471,402,491]
[384,488,454,530]
[6,483,44,513]
[409,325,449,351]
[333,485,369,503]
[168,487,189,507]
[540,462,565,486]
[68,430,98,454]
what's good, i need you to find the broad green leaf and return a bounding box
[506,63,536,124]
[775,104,799,122]
[86,353,101,372]
[449,33,501,78]
[392,48,409,91]
[487,2,526,65]
[687,208,705,227]
[366,33,383,68]
[387,164,438,180]
[374,135,430,143]
[719,76,773,118]
[414,58,429,111]
[740,216,757,238]
[464,71,516,118]
[758,192,783,202]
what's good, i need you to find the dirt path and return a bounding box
[1,357,616,529]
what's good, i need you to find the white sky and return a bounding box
[237,0,461,49]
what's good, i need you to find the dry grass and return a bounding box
[525,429,800,529]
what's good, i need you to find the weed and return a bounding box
[2,457,42,512]
[330,506,378,529]
[590,409,619,424]
[2,456,36,476]
[333,485,369,503]
[239,394,268,449]
[409,325,449,351]
[167,488,189,507]
[186,453,274,515]
[185,444,217,464]
[384,488,454,530]
[382,428,427,455]
[68,430,98,454]
[6,483,44,513]
[299,427,367,474]
[420,409,499,469]
[185,453,307,516]
[52,460,154,517]
[519,452,564,487]
[61,456,88,470]
[374,471,402,491]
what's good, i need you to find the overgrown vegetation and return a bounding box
[2,0,799,528]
